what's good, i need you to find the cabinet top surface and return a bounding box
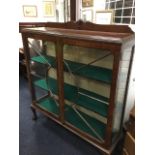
[22,27,134,44]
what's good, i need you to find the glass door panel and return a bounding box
[62,44,114,141]
[28,38,59,117]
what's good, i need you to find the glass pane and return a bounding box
[116,0,123,8]
[28,38,46,77]
[82,10,93,22]
[132,8,135,16]
[112,46,132,136]
[122,17,130,23]
[124,0,133,7]
[105,3,109,9]
[64,0,70,22]
[115,9,122,16]
[110,2,116,9]
[123,8,132,16]
[63,44,114,141]
[131,17,135,24]
[115,17,121,23]
[28,38,59,116]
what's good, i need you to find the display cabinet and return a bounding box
[21,21,134,155]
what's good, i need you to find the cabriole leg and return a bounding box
[31,106,37,120]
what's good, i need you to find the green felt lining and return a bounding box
[34,78,58,94]
[31,55,55,65]
[31,55,112,84]
[65,105,106,140]
[37,97,59,115]
[34,77,109,117]
[37,96,106,141]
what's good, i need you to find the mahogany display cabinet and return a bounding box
[21,21,135,155]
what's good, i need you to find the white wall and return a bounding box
[19,0,64,22]
[19,0,65,48]
[80,0,106,22]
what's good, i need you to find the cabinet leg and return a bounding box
[31,106,37,120]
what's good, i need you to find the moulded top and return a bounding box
[22,27,134,44]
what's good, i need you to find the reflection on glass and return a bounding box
[123,8,132,16]
[112,46,132,134]
[28,39,59,116]
[122,18,130,23]
[63,44,114,141]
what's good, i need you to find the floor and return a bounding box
[19,76,122,155]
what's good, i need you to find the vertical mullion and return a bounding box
[22,34,36,102]
[70,0,76,21]
[105,49,121,147]
[56,38,64,123]
[121,0,125,23]
[108,1,110,10]
[114,0,117,24]
[130,0,135,24]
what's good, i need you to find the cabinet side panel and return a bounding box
[112,46,132,133]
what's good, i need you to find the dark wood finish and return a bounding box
[19,22,46,33]
[22,27,133,44]
[63,38,121,52]
[19,20,134,33]
[56,38,65,123]
[21,32,57,42]
[21,21,134,155]
[70,0,76,21]
[22,34,38,120]
[31,106,38,120]
[123,132,135,155]
[123,106,135,155]
[130,106,135,119]
[19,48,27,78]
[127,115,135,139]
[126,105,135,138]
[105,51,121,148]
[22,35,36,101]
[129,106,135,138]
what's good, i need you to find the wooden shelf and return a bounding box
[37,96,59,116]
[36,95,106,141]
[65,105,106,140]
[34,77,109,117]
[34,77,58,93]
[31,55,55,65]
[31,55,112,84]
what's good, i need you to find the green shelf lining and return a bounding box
[36,96,106,141]
[31,55,55,65]
[37,96,59,115]
[34,77,109,117]
[65,105,106,140]
[31,55,112,84]
[34,77,58,94]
